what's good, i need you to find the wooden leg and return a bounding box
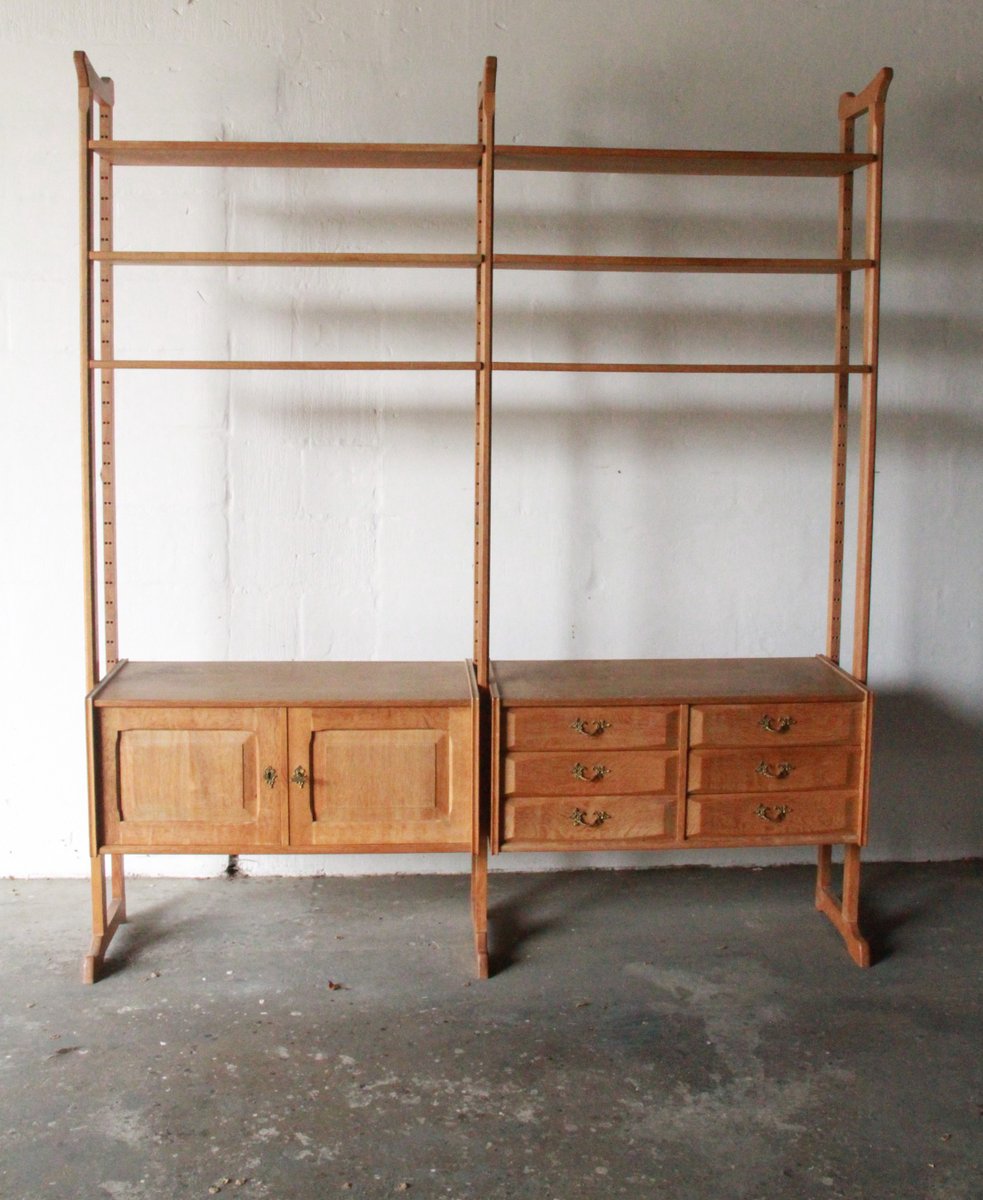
[471,845,489,979]
[110,853,127,922]
[82,853,126,984]
[815,844,871,967]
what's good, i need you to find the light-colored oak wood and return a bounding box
[98,102,119,671]
[686,789,859,840]
[491,658,866,705]
[97,707,287,849]
[851,72,892,684]
[92,358,477,371]
[815,844,871,966]
[93,140,481,169]
[74,51,114,107]
[504,749,678,797]
[92,660,475,707]
[493,361,871,374]
[688,746,861,793]
[495,254,873,274]
[496,145,875,176]
[93,251,479,268]
[287,707,472,848]
[505,704,678,750]
[688,700,864,747]
[502,795,676,847]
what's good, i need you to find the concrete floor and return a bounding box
[1,862,981,1200]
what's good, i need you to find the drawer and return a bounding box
[505,705,677,750]
[503,750,679,797]
[688,745,861,794]
[689,702,862,748]
[686,790,860,840]
[503,795,675,846]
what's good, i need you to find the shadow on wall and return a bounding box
[870,690,983,860]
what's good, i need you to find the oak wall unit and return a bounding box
[78,50,891,981]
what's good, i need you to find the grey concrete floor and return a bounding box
[1,862,981,1200]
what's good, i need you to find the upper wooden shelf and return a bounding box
[91,140,482,169]
[496,146,876,176]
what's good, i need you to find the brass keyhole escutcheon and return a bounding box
[756,804,791,823]
[291,766,309,789]
[755,761,794,780]
[759,714,796,735]
[570,807,611,829]
[572,762,610,783]
[263,766,278,789]
[570,717,611,737]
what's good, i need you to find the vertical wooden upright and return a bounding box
[849,68,892,687]
[470,56,496,979]
[817,68,891,968]
[76,52,127,984]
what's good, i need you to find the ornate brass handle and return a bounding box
[756,804,791,823]
[569,807,611,829]
[572,762,610,783]
[291,766,309,789]
[570,717,611,737]
[263,766,278,789]
[755,760,794,780]
[759,714,796,735]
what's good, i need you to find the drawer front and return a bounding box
[689,702,862,748]
[688,745,861,794]
[503,795,675,846]
[686,790,859,840]
[505,705,678,751]
[97,706,287,849]
[504,750,679,797]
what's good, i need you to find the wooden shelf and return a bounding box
[495,254,874,274]
[92,359,478,371]
[92,251,480,268]
[490,657,865,705]
[91,140,481,169]
[497,145,876,176]
[92,660,475,707]
[493,362,871,374]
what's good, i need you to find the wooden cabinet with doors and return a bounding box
[76,53,496,983]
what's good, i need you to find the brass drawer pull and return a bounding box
[570,807,611,829]
[291,766,309,789]
[570,717,611,737]
[755,760,794,780]
[759,714,796,735]
[756,803,791,823]
[263,766,278,789]
[572,762,610,783]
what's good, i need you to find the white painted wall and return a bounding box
[1,0,980,877]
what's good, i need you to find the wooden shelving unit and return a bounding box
[76,50,890,981]
[480,65,892,969]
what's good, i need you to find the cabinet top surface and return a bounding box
[92,661,475,707]
[490,658,865,704]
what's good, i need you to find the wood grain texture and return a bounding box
[502,795,676,847]
[496,146,875,176]
[491,658,866,705]
[505,704,678,750]
[92,661,475,707]
[685,790,859,840]
[688,700,864,747]
[688,746,862,793]
[504,749,679,797]
[92,140,481,168]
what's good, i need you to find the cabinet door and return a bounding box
[288,707,472,850]
[97,707,287,850]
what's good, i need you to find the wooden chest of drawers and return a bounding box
[490,657,871,854]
